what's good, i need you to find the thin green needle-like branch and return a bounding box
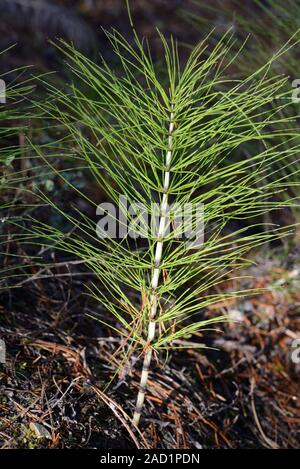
[19,30,300,426]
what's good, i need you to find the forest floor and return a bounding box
[0,0,300,451]
[1,239,299,449]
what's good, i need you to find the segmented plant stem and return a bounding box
[133,104,174,425]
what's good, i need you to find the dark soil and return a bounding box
[1,245,299,449]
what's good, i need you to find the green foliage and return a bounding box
[26,31,300,424]
[185,0,300,77]
[183,1,300,204]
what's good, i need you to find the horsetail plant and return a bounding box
[27,30,300,426]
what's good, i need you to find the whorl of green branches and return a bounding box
[183,2,300,198]
[24,30,300,425]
